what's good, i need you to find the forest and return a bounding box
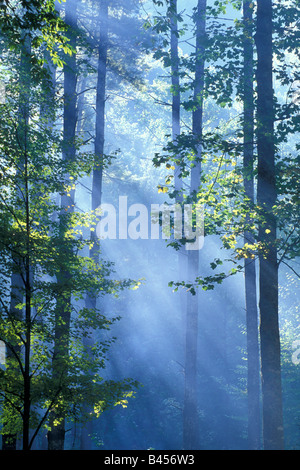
[0,0,299,452]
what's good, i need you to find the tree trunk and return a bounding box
[93,0,109,218]
[170,0,181,198]
[255,0,284,450]
[23,150,32,451]
[169,0,188,350]
[243,0,261,450]
[48,0,78,451]
[84,0,109,315]
[80,0,109,450]
[183,0,206,451]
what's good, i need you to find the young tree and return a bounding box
[169,0,182,199]
[47,0,79,449]
[80,0,109,450]
[183,0,207,451]
[255,0,284,450]
[242,0,260,450]
[150,0,209,449]
[151,0,207,449]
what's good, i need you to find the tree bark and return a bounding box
[23,141,32,451]
[170,0,181,198]
[243,0,261,450]
[93,0,109,218]
[255,0,284,450]
[80,0,109,450]
[84,0,109,312]
[48,0,78,451]
[183,0,206,451]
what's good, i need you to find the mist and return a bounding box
[45,0,300,451]
[0,0,299,453]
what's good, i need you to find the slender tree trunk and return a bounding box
[41,50,56,129]
[85,0,109,304]
[93,0,109,218]
[243,0,261,450]
[80,0,109,450]
[183,0,206,451]
[255,0,284,450]
[48,0,78,451]
[169,0,188,345]
[23,139,32,451]
[170,0,181,198]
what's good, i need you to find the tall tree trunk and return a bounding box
[183,0,206,451]
[23,125,32,452]
[170,0,181,198]
[255,0,284,450]
[93,0,109,217]
[80,0,109,450]
[169,0,188,344]
[87,0,109,270]
[48,0,78,451]
[243,0,261,450]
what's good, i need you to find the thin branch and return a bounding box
[281,260,300,279]
[29,387,63,450]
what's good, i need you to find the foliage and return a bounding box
[0,11,139,447]
[0,0,73,69]
[149,0,299,295]
[0,0,299,451]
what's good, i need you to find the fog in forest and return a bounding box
[0,0,299,452]
[71,0,299,450]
